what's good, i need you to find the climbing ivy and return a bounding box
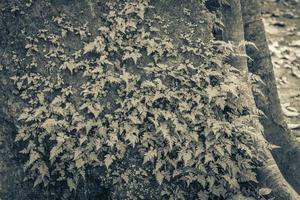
[11,0,269,199]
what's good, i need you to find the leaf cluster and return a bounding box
[12,0,267,199]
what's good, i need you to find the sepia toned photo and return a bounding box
[0,0,300,199]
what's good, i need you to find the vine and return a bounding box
[11,0,269,199]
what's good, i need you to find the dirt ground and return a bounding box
[262,0,300,140]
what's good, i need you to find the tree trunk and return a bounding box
[241,0,300,193]
[221,0,248,72]
[221,0,299,198]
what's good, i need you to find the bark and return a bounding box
[256,140,300,199]
[221,0,248,73]
[241,0,300,194]
[0,112,27,199]
[221,0,300,199]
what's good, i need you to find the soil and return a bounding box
[262,0,300,140]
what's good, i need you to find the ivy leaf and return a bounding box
[15,128,26,142]
[240,170,258,183]
[158,123,174,148]
[56,133,65,143]
[88,104,102,118]
[83,36,104,54]
[89,152,99,163]
[155,171,164,185]
[123,51,142,64]
[33,176,43,188]
[115,17,126,33]
[215,97,226,110]
[215,145,225,156]
[206,85,221,103]
[218,0,230,6]
[75,158,85,169]
[197,175,207,188]
[144,39,158,56]
[220,82,239,97]
[104,154,115,169]
[79,135,87,145]
[121,173,129,184]
[18,113,29,121]
[73,148,82,160]
[50,145,61,161]
[143,148,157,164]
[182,151,192,166]
[28,150,40,166]
[60,60,78,74]
[67,178,76,191]
[137,5,145,20]
[41,118,58,133]
[258,188,272,196]
[156,63,168,69]
[125,132,138,147]
[190,131,199,142]
[204,152,214,164]
[141,80,156,88]
[38,163,49,178]
[223,174,239,189]
[120,70,134,85]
